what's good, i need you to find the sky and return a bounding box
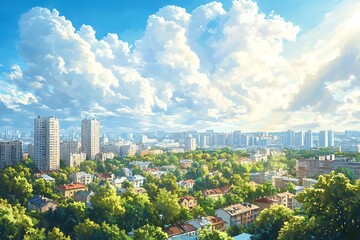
[1,0,359,133]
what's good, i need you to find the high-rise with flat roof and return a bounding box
[34,116,60,170]
[0,140,23,168]
[81,119,100,160]
[328,130,334,147]
[319,130,328,148]
[304,130,313,149]
[295,131,304,148]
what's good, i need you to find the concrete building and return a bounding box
[185,137,196,151]
[81,119,100,160]
[296,158,360,179]
[304,130,313,149]
[215,203,259,228]
[27,195,58,213]
[328,130,334,147]
[95,151,115,161]
[34,116,60,171]
[57,183,88,199]
[0,140,23,168]
[283,130,295,147]
[179,196,198,210]
[67,152,86,167]
[319,130,328,148]
[69,171,94,185]
[295,131,304,148]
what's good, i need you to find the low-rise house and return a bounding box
[69,171,94,185]
[110,177,127,188]
[95,172,115,181]
[203,186,231,200]
[161,164,177,172]
[40,174,55,183]
[215,203,260,228]
[206,216,227,232]
[273,192,295,209]
[127,175,146,188]
[179,196,197,210]
[187,217,211,233]
[272,176,299,189]
[28,195,58,213]
[74,190,94,203]
[178,179,195,189]
[57,183,88,199]
[95,152,115,161]
[145,168,166,178]
[121,167,132,177]
[130,161,151,170]
[180,159,193,169]
[164,223,197,240]
[253,197,279,211]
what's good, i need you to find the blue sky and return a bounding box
[1,0,359,132]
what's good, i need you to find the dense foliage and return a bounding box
[0,149,359,239]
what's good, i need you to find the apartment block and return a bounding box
[215,203,259,228]
[34,116,60,171]
[81,119,100,160]
[0,140,23,168]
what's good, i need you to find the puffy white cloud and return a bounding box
[2,0,360,131]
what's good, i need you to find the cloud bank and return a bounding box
[1,0,360,132]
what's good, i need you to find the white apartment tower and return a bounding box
[295,131,304,148]
[81,119,100,160]
[0,140,23,168]
[328,130,334,147]
[185,136,197,152]
[34,116,60,171]
[304,130,313,149]
[319,130,328,148]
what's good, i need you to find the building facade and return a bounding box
[81,119,100,160]
[34,116,60,171]
[0,140,23,168]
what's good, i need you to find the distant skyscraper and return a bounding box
[319,130,328,148]
[295,131,304,148]
[304,130,313,149]
[185,137,196,151]
[0,140,23,168]
[283,130,295,147]
[328,130,334,147]
[34,116,60,170]
[81,119,100,160]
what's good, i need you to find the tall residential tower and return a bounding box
[81,119,100,160]
[34,116,60,170]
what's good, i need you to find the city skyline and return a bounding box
[1,0,360,133]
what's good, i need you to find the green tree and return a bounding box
[90,182,125,224]
[47,227,71,240]
[0,198,37,239]
[226,224,244,237]
[277,216,312,240]
[133,224,168,240]
[251,205,293,240]
[198,228,233,240]
[296,171,360,239]
[154,189,182,225]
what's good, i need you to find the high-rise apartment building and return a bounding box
[319,131,328,148]
[185,137,196,151]
[81,119,100,160]
[34,116,60,171]
[283,130,295,147]
[328,130,334,147]
[0,140,23,168]
[295,131,304,148]
[304,130,313,149]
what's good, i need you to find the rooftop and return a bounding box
[221,203,259,216]
[57,183,87,191]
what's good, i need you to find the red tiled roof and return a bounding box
[57,183,87,191]
[164,226,183,237]
[206,216,226,224]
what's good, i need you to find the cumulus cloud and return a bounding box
[1,0,359,131]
